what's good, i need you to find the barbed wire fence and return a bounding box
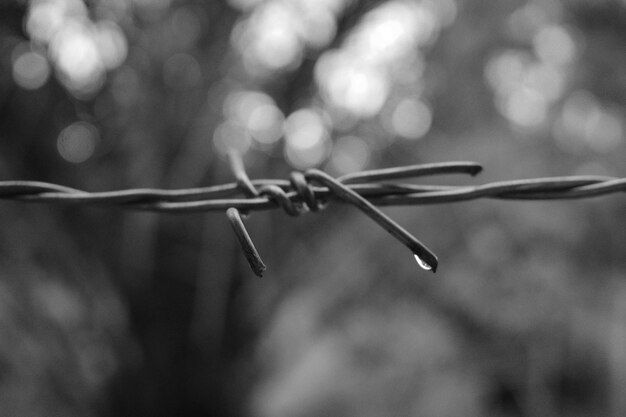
[2,151,625,276]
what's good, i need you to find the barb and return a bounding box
[226,152,268,276]
[1,161,624,275]
[226,208,266,277]
[227,151,259,198]
[306,169,438,272]
[338,161,482,184]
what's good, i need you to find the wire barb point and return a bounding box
[305,169,439,274]
[226,207,266,277]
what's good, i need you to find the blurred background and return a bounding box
[0,0,625,415]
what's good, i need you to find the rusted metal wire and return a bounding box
[1,159,624,275]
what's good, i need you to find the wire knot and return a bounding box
[290,171,325,212]
[259,172,327,216]
[258,184,304,216]
[223,152,488,276]
[255,172,327,217]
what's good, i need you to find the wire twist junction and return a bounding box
[1,157,625,275]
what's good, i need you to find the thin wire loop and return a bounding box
[290,171,323,212]
[258,185,304,216]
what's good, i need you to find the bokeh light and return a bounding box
[498,87,549,128]
[247,104,285,146]
[349,0,438,60]
[313,0,450,141]
[213,121,253,155]
[485,48,569,129]
[12,47,50,90]
[507,2,548,42]
[292,1,337,49]
[223,90,285,146]
[553,91,623,153]
[94,21,127,70]
[170,6,203,49]
[284,108,331,168]
[533,25,577,67]
[163,53,202,90]
[329,135,371,175]
[25,0,128,97]
[316,52,390,118]
[232,3,303,75]
[231,0,349,78]
[50,22,106,95]
[57,121,99,163]
[385,98,432,139]
[485,5,580,132]
[26,0,86,44]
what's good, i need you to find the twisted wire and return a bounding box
[1,161,624,275]
[4,174,623,211]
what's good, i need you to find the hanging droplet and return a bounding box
[414,254,433,271]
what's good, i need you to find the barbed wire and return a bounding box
[2,153,624,276]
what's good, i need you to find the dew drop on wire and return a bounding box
[414,254,433,271]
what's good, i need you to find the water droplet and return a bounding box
[414,254,433,271]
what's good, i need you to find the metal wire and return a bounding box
[2,161,624,275]
[226,207,266,277]
[306,169,439,272]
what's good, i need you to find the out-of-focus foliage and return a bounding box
[0,0,625,416]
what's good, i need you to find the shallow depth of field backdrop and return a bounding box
[1,0,626,416]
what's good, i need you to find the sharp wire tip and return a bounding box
[470,165,483,176]
[226,207,267,278]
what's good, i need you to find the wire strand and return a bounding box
[3,175,622,210]
[2,162,623,276]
